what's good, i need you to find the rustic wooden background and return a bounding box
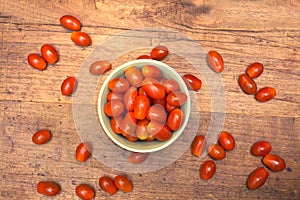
[1,0,299,199]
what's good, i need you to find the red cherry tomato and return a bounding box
[255,87,276,102]
[41,44,59,64]
[128,152,147,164]
[162,79,180,94]
[207,50,224,73]
[99,176,118,195]
[61,76,77,96]
[136,54,152,59]
[247,167,268,190]
[246,62,264,79]
[107,92,123,102]
[114,175,133,193]
[108,78,130,93]
[200,160,216,180]
[27,53,47,70]
[166,91,187,106]
[110,117,122,134]
[207,144,226,160]
[165,102,178,113]
[146,120,164,136]
[154,125,172,141]
[141,65,162,78]
[76,142,91,162]
[191,135,206,157]
[89,60,111,75]
[32,129,51,145]
[147,104,167,123]
[251,141,272,156]
[37,181,61,196]
[136,119,150,140]
[151,45,169,60]
[75,184,95,200]
[142,83,166,100]
[218,131,235,151]
[125,67,143,87]
[238,74,257,95]
[104,100,124,117]
[182,74,202,91]
[120,112,137,137]
[59,15,81,31]
[133,95,150,120]
[262,154,286,172]
[71,31,92,47]
[123,87,138,111]
[167,108,184,131]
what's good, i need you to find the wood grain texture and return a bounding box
[1,0,299,199]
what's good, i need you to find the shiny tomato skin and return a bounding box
[59,15,81,31]
[218,131,235,151]
[246,62,264,79]
[61,76,77,96]
[89,60,111,75]
[32,129,51,145]
[37,181,61,196]
[99,176,118,195]
[251,141,272,156]
[76,142,91,162]
[207,50,224,73]
[123,87,138,111]
[162,79,180,94]
[125,67,143,87]
[255,87,276,102]
[136,54,152,59]
[207,144,226,160]
[71,31,91,47]
[151,45,169,60]
[141,65,162,78]
[146,120,164,136]
[262,154,286,172]
[154,125,172,141]
[142,83,166,100]
[120,112,137,137]
[110,117,122,134]
[182,74,202,91]
[27,53,47,70]
[166,91,187,106]
[128,152,147,164]
[41,44,59,64]
[136,119,150,140]
[133,95,150,120]
[108,78,130,93]
[147,104,167,123]
[114,175,133,193]
[191,135,206,157]
[104,100,124,118]
[200,160,216,180]
[107,92,123,102]
[75,184,95,200]
[238,74,257,95]
[247,167,268,190]
[167,108,184,131]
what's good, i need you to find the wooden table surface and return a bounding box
[1,0,300,199]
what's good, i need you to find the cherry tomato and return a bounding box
[107,92,123,101]
[32,129,51,145]
[207,50,224,73]
[152,98,166,107]
[167,108,184,131]
[114,175,133,193]
[207,144,226,160]
[147,104,167,123]
[247,167,268,190]
[182,74,202,91]
[125,67,143,87]
[251,141,272,156]
[59,15,81,31]
[123,87,138,111]
[37,181,61,196]
[136,119,150,140]
[71,31,91,47]
[246,62,264,79]
[151,45,169,60]
[262,154,286,172]
[27,53,47,70]
[110,117,122,134]
[142,83,166,100]
[162,79,180,94]
[165,102,178,113]
[99,176,118,195]
[61,76,77,96]
[141,65,162,78]
[76,142,91,162]
[255,87,276,102]
[108,78,130,93]
[218,131,235,151]
[76,184,95,200]
[89,60,111,75]
[146,120,164,136]
[120,112,137,137]
[41,44,59,64]
[238,74,257,95]
[128,152,147,164]
[166,91,187,106]
[133,95,150,120]
[154,125,172,141]
[191,135,206,157]
[137,54,152,59]
[104,100,124,117]
[200,160,216,180]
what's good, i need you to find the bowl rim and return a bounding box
[97,59,191,153]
